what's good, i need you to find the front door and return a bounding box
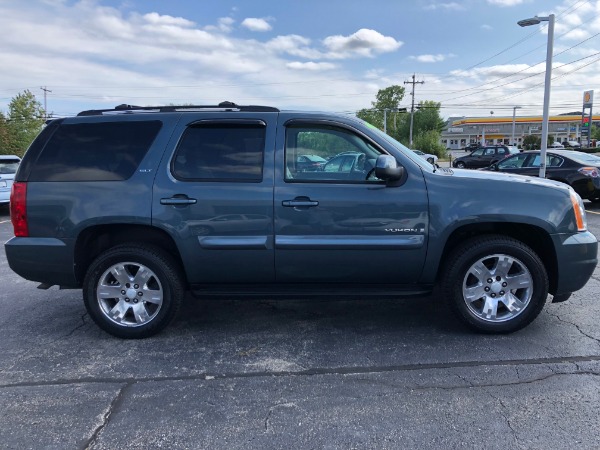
[274,118,429,284]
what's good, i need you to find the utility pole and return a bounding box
[40,86,51,120]
[404,74,424,146]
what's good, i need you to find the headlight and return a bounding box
[570,189,588,232]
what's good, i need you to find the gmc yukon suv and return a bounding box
[5,103,598,338]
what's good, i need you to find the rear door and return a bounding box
[152,112,277,283]
[273,116,429,284]
[478,147,498,167]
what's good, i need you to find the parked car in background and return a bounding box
[452,145,519,169]
[411,150,438,165]
[0,155,21,207]
[563,140,581,149]
[295,154,327,172]
[464,143,480,152]
[548,142,564,149]
[484,150,600,202]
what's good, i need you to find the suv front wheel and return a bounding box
[442,235,548,333]
[83,244,185,339]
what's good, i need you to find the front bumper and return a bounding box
[552,231,598,295]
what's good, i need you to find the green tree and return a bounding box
[412,129,447,156]
[356,85,406,132]
[523,134,540,150]
[0,90,45,156]
[397,100,445,147]
[0,113,13,155]
[591,124,600,142]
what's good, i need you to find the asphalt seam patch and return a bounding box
[2,354,600,390]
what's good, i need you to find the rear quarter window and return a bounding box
[28,121,162,181]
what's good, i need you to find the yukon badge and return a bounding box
[385,228,425,233]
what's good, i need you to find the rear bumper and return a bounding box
[4,237,79,287]
[552,231,598,295]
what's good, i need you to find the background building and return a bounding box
[442,114,599,149]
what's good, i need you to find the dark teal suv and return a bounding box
[5,103,598,338]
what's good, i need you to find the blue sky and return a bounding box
[0,0,598,120]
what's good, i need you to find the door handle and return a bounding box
[160,196,197,205]
[282,199,319,207]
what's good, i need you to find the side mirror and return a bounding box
[375,155,404,181]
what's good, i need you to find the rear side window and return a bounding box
[28,121,161,181]
[172,122,265,182]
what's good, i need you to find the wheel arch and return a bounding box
[435,222,559,294]
[74,224,186,286]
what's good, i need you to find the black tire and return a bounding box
[427,157,435,164]
[455,161,466,169]
[83,244,185,339]
[442,235,548,333]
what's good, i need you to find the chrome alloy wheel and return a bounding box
[462,253,533,323]
[96,262,163,327]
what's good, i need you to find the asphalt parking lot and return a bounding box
[1,202,600,449]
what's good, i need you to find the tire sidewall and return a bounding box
[83,246,183,339]
[445,237,548,333]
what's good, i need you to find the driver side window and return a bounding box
[285,124,383,183]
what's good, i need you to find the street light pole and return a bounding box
[511,106,521,146]
[518,14,555,178]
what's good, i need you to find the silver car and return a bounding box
[412,149,438,165]
[0,155,21,206]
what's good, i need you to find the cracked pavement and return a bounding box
[0,203,599,449]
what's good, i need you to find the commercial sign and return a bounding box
[583,90,594,108]
[449,128,464,133]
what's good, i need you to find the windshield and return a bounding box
[0,159,20,174]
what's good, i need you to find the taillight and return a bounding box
[578,166,599,178]
[10,182,28,237]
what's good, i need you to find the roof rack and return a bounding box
[77,101,279,116]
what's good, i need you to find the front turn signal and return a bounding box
[570,190,587,232]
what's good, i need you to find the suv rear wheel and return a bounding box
[83,244,185,339]
[442,235,548,333]
[455,161,466,169]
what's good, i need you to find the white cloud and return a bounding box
[481,24,493,30]
[205,17,235,33]
[411,53,455,63]
[323,29,403,58]
[286,61,336,71]
[424,2,465,11]
[241,17,272,32]
[266,35,325,59]
[142,12,195,28]
[0,1,388,115]
[487,0,527,6]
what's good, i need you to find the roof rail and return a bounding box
[77,101,279,116]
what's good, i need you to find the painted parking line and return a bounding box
[0,219,11,224]
[586,209,600,215]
